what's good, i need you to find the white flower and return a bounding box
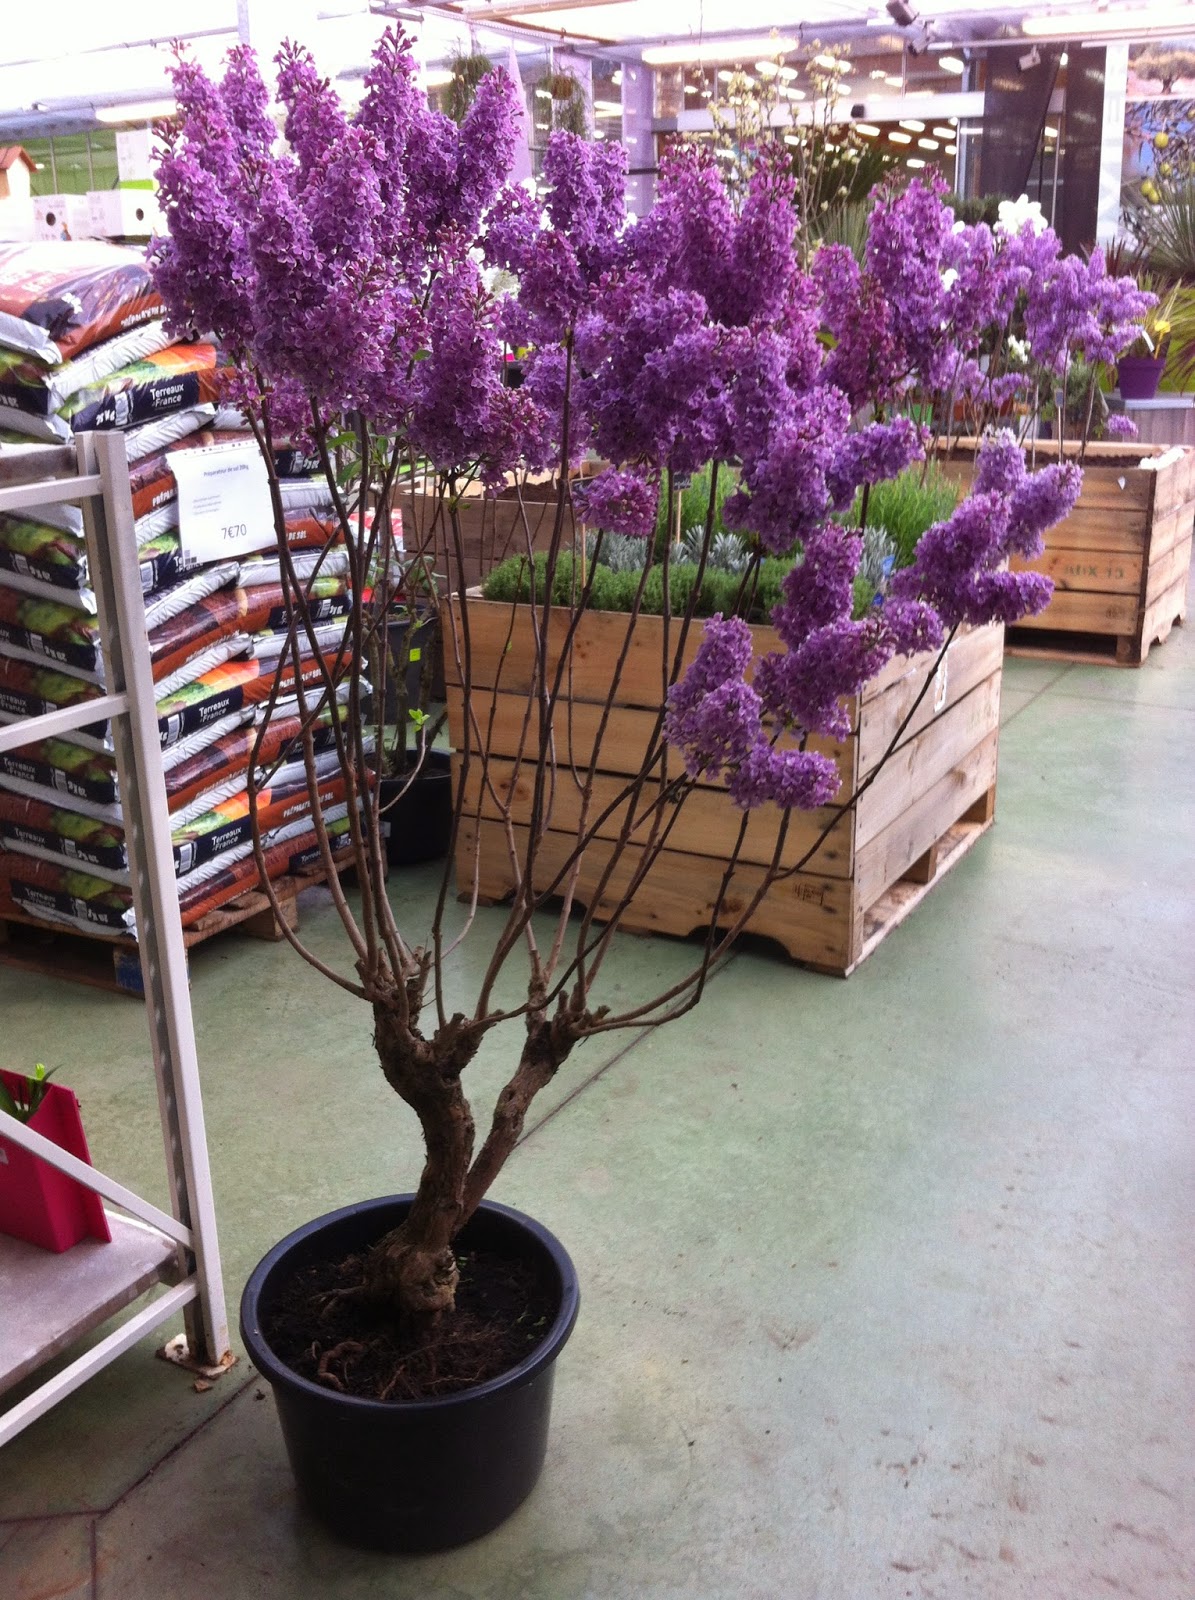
[1007,334,1030,364]
[952,219,967,234]
[995,194,1048,237]
[940,267,959,292]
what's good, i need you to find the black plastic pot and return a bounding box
[240,1195,580,1553]
[379,751,453,866]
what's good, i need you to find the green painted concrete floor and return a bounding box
[2,607,1193,1599]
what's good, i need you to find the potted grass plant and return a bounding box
[152,34,1092,1552]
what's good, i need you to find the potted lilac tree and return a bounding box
[152,32,1100,1551]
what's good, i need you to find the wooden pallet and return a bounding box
[0,857,352,997]
[446,598,1005,977]
[1005,610,1186,667]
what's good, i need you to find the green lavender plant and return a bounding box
[852,464,959,570]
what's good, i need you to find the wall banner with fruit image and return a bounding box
[1122,41,1195,219]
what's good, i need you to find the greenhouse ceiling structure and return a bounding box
[1,1,1193,136]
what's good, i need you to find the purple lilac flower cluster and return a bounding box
[154,29,530,475]
[154,37,1143,820]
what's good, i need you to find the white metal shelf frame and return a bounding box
[0,432,229,1447]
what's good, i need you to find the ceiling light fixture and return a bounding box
[907,156,926,168]
[899,118,925,131]
[918,136,939,149]
[856,123,881,136]
[1023,5,1195,35]
[932,125,954,138]
[889,130,912,143]
[939,55,965,74]
[642,36,798,66]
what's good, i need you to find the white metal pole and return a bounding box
[78,432,230,1367]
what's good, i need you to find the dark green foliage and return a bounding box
[534,71,588,138]
[850,465,959,570]
[444,52,495,124]
[482,549,795,623]
[947,193,1007,227]
[652,463,741,557]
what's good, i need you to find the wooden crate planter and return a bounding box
[444,598,1004,976]
[401,482,562,592]
[938,439,1193,665]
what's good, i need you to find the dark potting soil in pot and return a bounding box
[261,1246,557,1402]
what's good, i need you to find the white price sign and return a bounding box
[171,439,277,565]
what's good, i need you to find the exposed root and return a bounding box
[316,1339,367,1391]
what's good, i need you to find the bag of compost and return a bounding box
[0,320,174,419]
[0,343,226,443]
[0,242,164,365]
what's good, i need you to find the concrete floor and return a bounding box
[1,608,1193,1599]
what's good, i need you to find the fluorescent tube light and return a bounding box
[856,123,881,137]
[899,118,925,131]
[939,55,965,74]
[918,137,939,149]
[907,157,926,168]
[889,130,912,143]
[642,36,797,66]
[1023,6,1195,34]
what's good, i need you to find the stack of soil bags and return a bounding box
[0,242,358,940]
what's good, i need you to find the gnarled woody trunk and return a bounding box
[364,993,584,1319]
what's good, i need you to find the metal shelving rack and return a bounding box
[0,432,229,1446]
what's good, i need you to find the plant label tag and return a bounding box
[172,440,277,565]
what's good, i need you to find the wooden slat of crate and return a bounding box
[449,689,854,800]
[1010,587,1140,637]
[1016,510,1150,555]
[857,626,1002,777]
[854,730,998,909]
[1145,534,1193,606]
[447,596,973,731]
[938,457,1154,516]
[856,674,1001,846]
[455,754,853,877]
[1149,500,1195,563]
[1009,546,1143,594]
[446,600,715,709]
[456,815,859,971]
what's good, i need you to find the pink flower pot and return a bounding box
[1116,356,1166,401]
[0,1072,110,1252]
